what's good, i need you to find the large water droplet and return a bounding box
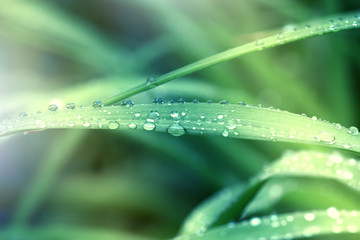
[315,131,335,144]
[108,121,120,129]
[48,104,58,112]
[167,123,186,137]
[348,126,359,135]
[143,122,156,131]
[92,100,103,108]
[65,103,76,110]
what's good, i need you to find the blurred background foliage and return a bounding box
[0,0,359,239]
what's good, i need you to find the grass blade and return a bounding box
[180,150,360,235]
[102,11,360,105]
[1,103,359,153]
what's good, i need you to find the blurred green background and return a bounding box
[0,0,359,239]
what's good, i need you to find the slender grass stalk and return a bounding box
[102,11,360,106]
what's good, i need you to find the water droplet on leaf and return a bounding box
[143,122,156,131]
[121,100,134,107]
[167,123,186,137]
[48,104,58,112]
[108,121,120,129]
[92,100,103,108]
[18,112,28,118]
[146,76,156,85]
[315,131,335,144]
[348,126,359,135]
[65,103,76,110]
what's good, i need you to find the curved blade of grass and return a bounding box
[1,103,359,153]
[103,11,360,105]
[179,150,360,235]
[175,210,360,240]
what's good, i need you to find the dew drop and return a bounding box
[315,131,335,144]
[219,100,230,104]
[143,122,156,131]
[238,100,246,106]
[168,99,176,104]
[134,112,141,117]
[83,122,91,127]
[222,130,229,137]
[128,123,137,130]
[108,121,120,129]
[342,143,352,149]
[170,110,180,118]
[167,123,186,137]
[192,99,200,103]
[348,126,359,135]
[65,103,76,110]
[146,76,156,85]
[304,213,315,221]
[121,99,134,107]
[305,24,311,29]
[48,104,58,112]
[334,123,342,129]
[153,97,163,104]
[226,120,236,130]
[249,217,261,226]
[147,110,160,122]
[18,112,28,118]
[177,98,186,104]
[327,207,340,219]
[276,33,284,42]
[92,100,103,108]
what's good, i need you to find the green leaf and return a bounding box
[1,103,359,153]
[180,150,360,235]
